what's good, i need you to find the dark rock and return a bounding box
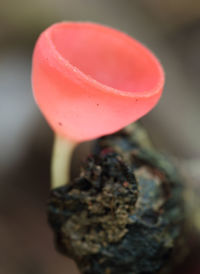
[48,124,185,274]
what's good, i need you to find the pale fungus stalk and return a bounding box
[51,135,76,188]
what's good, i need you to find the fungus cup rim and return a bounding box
[43,21,165,99]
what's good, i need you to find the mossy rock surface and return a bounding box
[48,124,185,274]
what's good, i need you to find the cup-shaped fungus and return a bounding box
[32,22,165,188]
[32,22,164,142]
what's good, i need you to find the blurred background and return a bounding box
[0,1,200,273]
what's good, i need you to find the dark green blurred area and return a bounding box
[0,1,200,274]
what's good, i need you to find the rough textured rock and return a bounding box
[48,124,185,274]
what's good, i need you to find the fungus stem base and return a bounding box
[51,135,76,189]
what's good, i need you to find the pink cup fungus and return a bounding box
[31,21,165,188]
[32,21,164,143]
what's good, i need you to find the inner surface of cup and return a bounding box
[51,23,162,93]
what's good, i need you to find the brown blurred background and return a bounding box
[0,1,200,273]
